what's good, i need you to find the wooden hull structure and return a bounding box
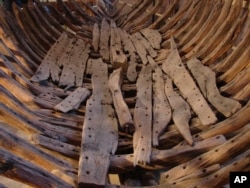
[0,0,249,187]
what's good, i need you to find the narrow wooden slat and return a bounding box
[92,23,100,52]
[129,33,148,65]
[75,44,90,87]
[109,68,133,129]
[148,57,171,146]
[100,19,111,61]
[110,20,128,71]
[118,29,138,82]
[164,75,193,145]
[78,58,118,187]
[133,64,152,165]
[162,38,217,126]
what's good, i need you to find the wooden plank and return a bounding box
[55,87,90,113]
[30,32,69,82]
[187,58,241,117]
[110,20,128,71]
[130,33,148,65]
[59,39,86,87]
[75,44,90,87]
[100,19,111,61]
[78,58,118,187]
[109,68,133,129]
[164,75,193,146]
[140,28,162,50]
[118,29,138,82]
[148,56,171,146]
[92,23,100,53]
[133,64,152,165]
[162,38,217,126]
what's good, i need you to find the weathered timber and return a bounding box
[75,44,90,87]
[130,33,148,65]
[78,58,118,187]
[149,0,177,29]
[33,134,80,158]
[30,32,69,82]
[233,83,250,102]
[92,23,100,52]
[110,20,128,71]
[140,28,162,50]
[178,0,212,48]
[187,58,241,117]
[162,38,217,126]
[55,87,90,113]
[164,75,193,146]
[0,149,74,188]
[197,101,250,140]
[109,68,133,129]
[128,0,162,33]
[118,29,138,82]
[163,0,201,40]
[148,56,171,146]
[133,64,152,165]
[134,32,158,58]
[99,19,111,61]
[186,149,250,188]
[220,66,250,96]
[218,46,250,83]
[120,0,152,29]
[160,125,250,183]
[34,92,62,109]
[110,135,226,172]
[59,39,86,87]
[180,0,223,53]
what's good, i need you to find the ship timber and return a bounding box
[0,0,249,187]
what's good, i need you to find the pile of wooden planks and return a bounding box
[0,0,249,187]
